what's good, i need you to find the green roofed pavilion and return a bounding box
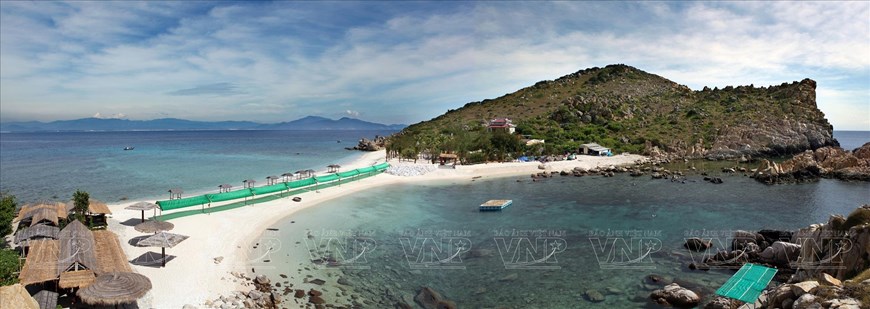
[716,263,777,304]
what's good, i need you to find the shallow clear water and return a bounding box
[256,173,869,308]
[0,130,393,203]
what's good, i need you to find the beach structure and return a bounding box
[86,199,112,229]
[281,172,295,182]
[57,220,98,289]
[479,199,513,211]
[0,284,39,309]
[17,221,144,307]
[14,224,60,250]
[168,188,183,200]
[218,184,233,193]
[124,201,158,223]
[134,220,174,234]
[77,272,152,307]
[266,175,280,185]
[327,164,341,173]
[154,162,391,215]
[137,231,189,267]
[580,143,611,156]
[32,290,58,309]
[92,230,133,274]
[243,179,256,188]
[438,153,458,165]
[487,118,516,134]
[18,239,59,286]
[15,203,66,228]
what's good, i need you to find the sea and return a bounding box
[1,130,868,308]
[0,130,395,204]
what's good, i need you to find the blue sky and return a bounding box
[1,1,868,130]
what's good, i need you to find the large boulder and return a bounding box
[684,238,712,251]
[703,296,740,309]
[650,283,701,308]
[758,241,802,266]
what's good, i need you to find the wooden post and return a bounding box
[162,247,166,267]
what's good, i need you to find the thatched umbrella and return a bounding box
[137,232,188,267]
[134,220,174,234]
[77,272,152,306]
[124,202,158,223]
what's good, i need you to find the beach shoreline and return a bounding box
[106,150,647,308]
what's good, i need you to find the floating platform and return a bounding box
[480,199,512,211]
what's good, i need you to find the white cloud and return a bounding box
[0,2,867,129]
[93,112,127,119]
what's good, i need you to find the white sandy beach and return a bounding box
[106,150,647,308]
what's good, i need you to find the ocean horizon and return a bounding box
[0,130,394,204]
[0,130,866,204]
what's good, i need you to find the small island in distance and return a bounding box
[0,115,407,132]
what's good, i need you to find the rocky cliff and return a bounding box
[392,64,838,160]
[754,143,870,183]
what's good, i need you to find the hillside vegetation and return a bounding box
[388,64,837,162]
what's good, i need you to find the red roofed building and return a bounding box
[487,118,516,134]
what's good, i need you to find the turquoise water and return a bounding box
[256,173,869,308]
[0,130,394,203]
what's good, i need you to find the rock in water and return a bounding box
[684,238,712,251]
[584,289,605,302]
[254,275,270,285]
[414,287,456,309]
[649,283,700,308]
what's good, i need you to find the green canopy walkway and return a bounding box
[154,162,390,220]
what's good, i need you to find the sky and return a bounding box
[1,1,868,130]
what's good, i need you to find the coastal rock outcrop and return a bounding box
[650,283,701,308]
[753,143,870,184]
[348,135,387,151]
[791,205,870,282]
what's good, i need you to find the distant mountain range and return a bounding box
[0,116,406,132]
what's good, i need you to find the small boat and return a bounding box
[123,146,135,151]
[292,197,302,202]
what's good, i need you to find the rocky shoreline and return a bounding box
[753,143,870,184]
[674,205,870,309]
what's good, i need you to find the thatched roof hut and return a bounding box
[77,272,152,306]
[18,239,59,286]
[16,203,65,222]
[87,199,112,215]
[57,220,97,275]
[0,284,39,309]
[32,290,58,309]
[29,208,59,227]
[92,230,132,274]
[14,224,60,246]
[58,269,95,289]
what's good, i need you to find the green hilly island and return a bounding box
[388,64,837,161]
